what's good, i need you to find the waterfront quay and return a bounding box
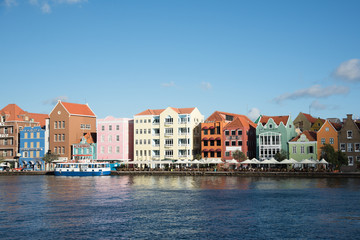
[1,170,360,178]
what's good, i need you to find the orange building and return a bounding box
[201,111,256,161]
[317,120,342,159]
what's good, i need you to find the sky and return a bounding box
[1,0,359,121]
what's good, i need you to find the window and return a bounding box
[101,125,105,131]
[321,138,325,144]
[347,143,353,152]
[36,142,40,148]
[165,128,173,136]
[225,141,230,146]
[24,142,28,148]
[217,140,221,146]
[136,150,138,156]
[231,130,236,135]
[136,129,138,134]
[300,146,305,154]
[135,140,138,145]
[325,127,329,132]
[54,121,57,129]
[54,134,58,142]
[165,139,173,146]
[355,143,360,152]
[204,129,208,135]
[225,151,230,157]
[347,131,353,139]
[210,140,215,146]
[62,147,65,154]
[54,147,57,154]
[101,146,104,154]
[231,141,236,146]
[165,150,173,157]
[101,135,104,142]
[238,130,242,135]
[148,139,150,144]
[109,125,112,131]
[24,133,28,139]
[62,134,65,141]
[36,132,40,138]
[140,140,142,145]
[140,129,142,134]
[62,121,65,128]
[108,135,112,142]
[204,140,208,146]
[116,135,120,141]
[108,146,112,154]
[225,131,229,136]
[116,146,120,153]
[148,129,151,134]
[116,125,119,131]
[340,143,346,152]
[309,146,314,154]
[164,116,173,124]
[348,156,354,166]
[329,138,334,144]
[238,141,242,146]
[140,120,142,123]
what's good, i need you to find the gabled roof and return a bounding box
[60,101,96,117]
[329,122,342,131]
[302,113,324,124]
[223,116,256,129]
[28,113,49,128]
[290,130,317,142]
[258,115,289,126]
[206,111,246,122]
[135,107,195,116]
[0,104,49,127]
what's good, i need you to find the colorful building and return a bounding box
[255,115,297,160]
[134,107,204,165]
[288,131,317,161]
[317,120,342,159]
[49,101,96,161]
[338,114,360,170]
[72,133,97,161]
[293,112,324,132]
[19,126,47,170]
[200,111,256,161]
[97,116,134,161]
[0,104,48,167]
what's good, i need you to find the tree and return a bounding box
[42,152,59,171]
[274,150,288,161]
[194,154,202,160]
[320,144,347,170]
[232,150,246,162]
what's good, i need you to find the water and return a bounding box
[0,176,359,239]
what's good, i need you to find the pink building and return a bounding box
[97,116,134,161]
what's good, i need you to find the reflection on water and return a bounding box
[0,176,359,239]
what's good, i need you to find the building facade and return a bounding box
[97,116,134,161]
[134,107,204,165]
[19,126,47,170]
[317,120,342,159]
[72,133,97,161]
[256,115,297,160]
[288,131,317,161]
[293,112,324,132]
[338,114,360,170]
[49,101,96,161]
[0,104,48,166]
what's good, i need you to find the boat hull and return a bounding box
[54,170,111,176]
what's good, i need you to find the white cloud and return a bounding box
[161,81,175,87]
[43,96,69,105]
[4,0,17,7]
[200,81,212,90]
[41,2,51,13]
[248,108,260,121]
[274,84,349,103]
[334,59,360,82]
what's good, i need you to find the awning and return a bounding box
[216,149,222,152]
[202,126,209,130]
[215,137,221,140]
[202,149,209,152]
[209,137,214,140]
[209,126,215,129]
[202,137,208,141]
[209,149,215,152]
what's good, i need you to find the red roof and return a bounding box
[224,116,256,129]
[259,115,289,126]
[291,130,317,142]
[302,113,325,124]
[329,122,342,131]
[28,113,49,128]
[61,102,96,117]
[135,107,195,116]
[206,111,244,122]
[0,104,48,127]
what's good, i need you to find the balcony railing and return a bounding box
[164,133,173,136]
[165,144,173,147]
[179,132,188,135]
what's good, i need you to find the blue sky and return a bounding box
[1,0,359,120]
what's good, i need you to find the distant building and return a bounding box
[317,120,342,159]
[19,126,47,170]
[49,101,96,161]
[288,131,317,161]
[0,104,48,167]
[97,116,134,161]
[338,114,360,171]
[134,107,204,165]
[72,133,97,161]
[293,112,324,132]
[255,115,297,160]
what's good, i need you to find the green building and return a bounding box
[288,131,317,161]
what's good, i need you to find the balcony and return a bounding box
[164,121,173,126]
[152,133,160,136]
[178,144,189,147]
[179,132,188,136]
[153,144,160,147]
[165,144,173,148]
[164,133,173,136]
[165,155,173,158]
[152,122,160,125]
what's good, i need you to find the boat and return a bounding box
[54,161,111,176]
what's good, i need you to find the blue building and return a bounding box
[72,133,97,161]
[19,126,46,170]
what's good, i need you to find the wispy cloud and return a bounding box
[200,81,212,90]
[4,0,17,7]
[14,0,88,13]
[43,96,69,105]
[248,108,260,121]
[334,59,360,82]
[161,81,175,87]
[274,84,349,103]
[41,2,51,13]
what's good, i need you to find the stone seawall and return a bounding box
[0,171,54,176]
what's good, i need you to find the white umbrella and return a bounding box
[226,159,238,164]
[300,159,315,164]
[319,159,329,164]
[241,159,253,164]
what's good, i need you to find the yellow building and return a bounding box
[133,107,204,165]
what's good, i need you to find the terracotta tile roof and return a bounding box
[290,130,317,142]
[302,113,325,124]
[61,102,96,117]
[83,132,96,144]
[206,111,244,122]
[259,115,289,126]
[135,107,195,116]
[224,116,257,129]
[28,113,49,128]
[329,121,342,131]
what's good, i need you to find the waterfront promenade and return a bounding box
[1,170,360,178]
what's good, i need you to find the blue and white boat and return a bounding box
[54,161,111,176]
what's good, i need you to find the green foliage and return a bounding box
[42,153,59,163]
[232,150,246,162]
[274,150,288,161]
[195,154,202,160]
[320,144,347,170]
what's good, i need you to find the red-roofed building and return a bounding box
[289,131,318,161]
[317,120,342,160]
[293,112,325,132]
[200,111,256,161]
[49,101,96,161]
[0,104,49,164]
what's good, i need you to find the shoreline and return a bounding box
[1,171,360,178]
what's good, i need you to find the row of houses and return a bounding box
[0,101,359,171]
